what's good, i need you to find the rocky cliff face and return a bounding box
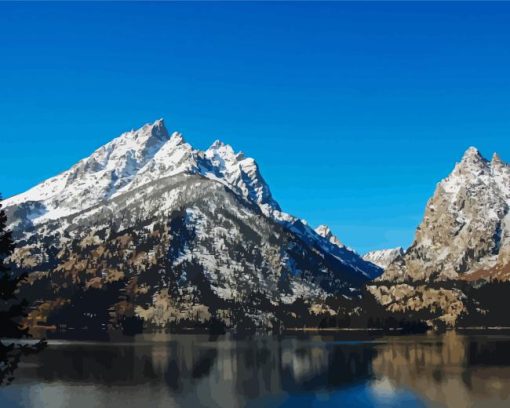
[3,119,381,331]
[382,147,510,282]
[370,147,510,327]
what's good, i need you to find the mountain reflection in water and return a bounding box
[0,332,509,407]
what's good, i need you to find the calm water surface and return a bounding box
[1,331,510,407]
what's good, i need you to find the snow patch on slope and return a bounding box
[4,118,381,280]
[363,247,404,269]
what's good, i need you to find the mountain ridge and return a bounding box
[4,119,381,279]
[3,118,381,332]
[10,120,509,331]
[362,247,404,270]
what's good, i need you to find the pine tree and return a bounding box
[0,195,27,337]
[0,194,44,385]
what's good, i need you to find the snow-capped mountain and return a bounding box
[4,119,279,227]
[311,224,380,279]
[5,119,380,278]
[362,247,404,270]
[382,147,510,282]
[369,147,510,328]
[3,119,380,331]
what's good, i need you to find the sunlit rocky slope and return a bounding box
[370,147,510,327]
[3,119,381,331]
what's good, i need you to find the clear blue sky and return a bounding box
[1,2,510,254]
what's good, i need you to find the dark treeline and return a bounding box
[458,280,510,327]
[31,278,510,337]
[0,194,45,385]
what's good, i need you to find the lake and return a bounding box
[1,331,510,407]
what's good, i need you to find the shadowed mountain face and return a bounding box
[370,148,510,328]
[2,119,381,332]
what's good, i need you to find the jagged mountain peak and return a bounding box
[315,224,332,236]
[462,146,482,160]
[3,118,382,287]
[456,147,508,171]
[315,224,344,248]
[3,118,283,227]
[4,119,184,220]
[304,223,381,279]
[206,140,239,162]
[140,117,169,139]
[116,118,170,152]
[490,152,509,175]
[206,140,246,162]
[492,152,502,164]
[450,147,490,177]
[382,147,510,282]
[362,247,404,269]
[80,118,172,171]
[202,139,277,210]
[371,148,510,326]
[208,139,227,149]
[3,118,384,330]
[169,130,185,145]
[441,148,510,199]
[4,120,383,288]
[454,146,488,174]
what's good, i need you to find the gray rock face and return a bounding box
[382,147,510,282]
[370,147,510,328]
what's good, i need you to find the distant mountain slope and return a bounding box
[3,119,381,331]
[314,224,381,279]
[362,247,404,270]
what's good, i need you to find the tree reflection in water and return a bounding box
[0,332,510,407]
[372,331,510,408]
